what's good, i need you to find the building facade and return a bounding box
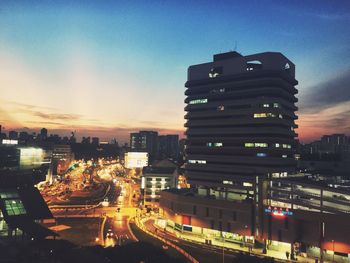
[141,166,177,208]
[130,131,158,162]
[159,51,350,261]
[158,135,180,160]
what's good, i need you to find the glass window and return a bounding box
[188,160,206,164]
[254,113,276,118]
[189,99,208,105]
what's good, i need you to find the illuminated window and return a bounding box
[273,103,280,108]
[188,160,206,164]
[255,143,268,148]
[223,180,233,185]
[245,143,267,148]
[4,200,26,216]
[278,114,283,119]
[217,105,225,111]
[209,67,223,78]
[189,98,208,105]
[282,155,287,158]
[207,142,223,147]
[256,153,267,157]
[246,60,262,71]
[253,113,276,118]
[263,104,270,108]
[275,143,280,148]
[243,182,253,187]
[282,144,291,149]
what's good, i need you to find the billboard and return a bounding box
[124,152,148,168]
[2,139,18,145]
[19,147,44,169]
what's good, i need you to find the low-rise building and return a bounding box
[141,164,177,208]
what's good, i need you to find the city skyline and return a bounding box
[1,1,350,143]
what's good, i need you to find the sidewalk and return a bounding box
[142,217,327,263]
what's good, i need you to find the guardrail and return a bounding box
[134,217,199,263]
[49,202,101,210]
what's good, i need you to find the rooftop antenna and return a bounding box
[234,41,238,52]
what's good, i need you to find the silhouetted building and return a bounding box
[40,128,48,140]
[8,131,18,140]
[91,137,100,145]
[81,136,91,144]
[46,134,61,144]
[19,131,29,143]
[0,172,55,240]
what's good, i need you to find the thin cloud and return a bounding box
[28,121,66,126]
[299,69,350,113]
[5,101,57,111]
[309,12,350,21]
[32,112,82,121]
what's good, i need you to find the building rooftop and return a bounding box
[143,166,176,175]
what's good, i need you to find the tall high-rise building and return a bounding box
[130,131,158,161]
[184,51,298,236]
[40,128,48,140]
[184,51,297,187]
[160,51,298,242]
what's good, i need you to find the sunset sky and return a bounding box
[1,1,350,143]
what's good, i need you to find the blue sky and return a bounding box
[0,0,350,142]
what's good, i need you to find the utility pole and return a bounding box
[222,233,225,263]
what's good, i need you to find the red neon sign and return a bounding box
[272,211,285,218]
[264,206,293,218]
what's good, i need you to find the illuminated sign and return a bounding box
[264,206,293,217]
[2,139,18,145]
[124,152,148,168]
[19,147,44,169]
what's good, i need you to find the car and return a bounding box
[106,229,114,238]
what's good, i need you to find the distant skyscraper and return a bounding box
[8,131,18,140]
[130,131,158,162]
[40,128,48,140]
[19,131,29,143]
[91,137,100,145]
